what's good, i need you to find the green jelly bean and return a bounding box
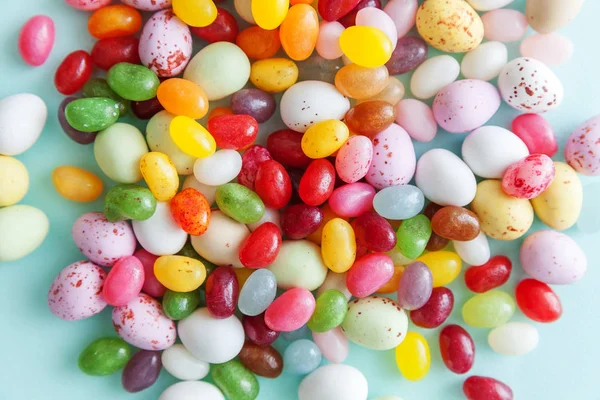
[78,337,131,376]
[177,240,217,279]
[104,184,157,222]
[215,183,265,224]
[162,289,201,320]
[462,290,516,328]
[396,214,432,259]
[307,289,348,333]
[83,78,130,117]
[65,97,119,133]
[107,62,160,101]
[211,360,259,400]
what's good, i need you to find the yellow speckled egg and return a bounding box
[531,162,582,230]
[0,156,28,206]
[471,180,533,241]
[416,0,484,53]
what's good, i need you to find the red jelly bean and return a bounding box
[131,97,164,120]
[239,222,282,268]
[464,255,512,293]
[265,288,316,332]
[511,113,558,157]
[91,36,140,71]
[346,253,394,298]
[239,145,273,190]
[205,266,239,319]
[208,114,259,150]
[191,8,239,43]
[170,188,211,236]
[319,0,362,21]
[267,129,312,169]
[299,159,336,206]
[351,211,396,252]
[337,0,381,27]
[439,325,475,374]
[463,376,514,400]
[515,278,562,323]
[243,313,280,345]
[102,256,145,307]
[254,160,293,209]
[410,287,454,329]
[54,50,93,95]
[134,249,166,298]
[281,204,324,239]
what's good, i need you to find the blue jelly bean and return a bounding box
[283,339,322,375]
[238,269,277,316]
[373,184,424,220]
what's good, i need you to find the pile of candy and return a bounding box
[0,0,597,398]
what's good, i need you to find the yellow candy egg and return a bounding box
[339,26,393,68]
[395,332,431,381]
[321,218,356,273]
[0,156,29,206]
[250,58,299,93]
[417,251,461,287]
[252,0,289,30]
[301,120,349,159]
[173,0,218,27]
[140,152,179,202]
[51,166,103,203]
[154,255,207,292]
[169,116,216,158]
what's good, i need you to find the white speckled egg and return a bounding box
[366,124,416,189]
[498,57,564,113]
[0,93,47,156]
[71,212,136,267]
[112,293,176,350]
[147,111,196,175]
[139,10,192,78]
[121,0,171,11]
[159,381,224,400]
[191,211,249,268]
[299,364,368,400]
[47,261,107,321]
[0,205,49,262]
[564,115,600,176]
[132,202,188,256]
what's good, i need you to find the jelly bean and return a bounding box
[285,339,323,375]
[252,0,289,29]
[239,145,273,190]
[98,122,147,179]
[239,341,283,378]
[312,327,349,363]
[335,135,373,184]
[358,77,404,106]
[355,7,397,50]
[439,325,475,374]
[502,154,555,199]
[52,166,102,203]
[88,5,142,39]
[265,288,316,332]
[346,102,395,138]
[385,37,426,76]
[464,255,512,293]
[463,376,514,400]
[280,4,319,61]
[173,0,217,27]
[395,99,437,143]
[397,261,433,310]
[231,89,276,123]
[395,332,430,381]
[462,291,515,328]
[58,98,97,145]
[177,241,217,278]
[417,251,461,288]
[280,204,323,239]
[169,116,216,159]
[334,64,388,99]
[488,322,539,356]
[431,206,481,241]
[410,286,454,329]
[54,50,93,95]
[515,279,562,323]
[426,233,449,252]
[83,78,129,117]
[208,115,259,150]
[346,253,394,298]
[266,130,310,168]
[254,160,293,209]
[269,240,328,290]
[243,314,280,346]
[340,26,393,68]
[107,62,160,102]
[239,222,282,268]
[156,79,208,119]
[250,58,300,94]
[308,289,348,332]
[134,250,166,298]
[194,149,242,186]
[91,36,140,71]
[511,114,557,157]
[170,188,211,235]
[211,360,259,400]
[162,290,201,321]
[154,255,207,292]
[190,7,238,42]
[65,98,119,133]
[383,0,417,38]
[140,152,179,202]
[122,350,161,393]
[316,21,344,60]
[238,269,277,316]
[162,344,209,381]
[318,0,361,21]
[215,183,265,224]
[453,231,490,267]
[350,211,395,252]
[79,338,131,376]
[374,185,424,221]
[321,218,356,273]
[301,120,349,159]
[236,27,281,60]
[339,0,381,27]
[328,183,375,218]
[104,184,156,222]
[132,97,164,120]
[19,15,54,67]
[395,215,431,259]
[103,256,145,306]
[482,9,527,43]
[205,266,239,318]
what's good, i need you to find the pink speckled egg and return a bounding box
[71,212,137,267]
[366,124,416,189]
[139,10,192,78]
[64,0,110,11]
[47,261,107,321]
[502,154,556,199]
[102,256,145,306]
[432,79,501,134]
[564,115,600,176]
[335,135,373,183]
[520,230,587,285]
[121,0,172,11]
[112,293,176,350]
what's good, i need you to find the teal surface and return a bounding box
[1,1,599,399]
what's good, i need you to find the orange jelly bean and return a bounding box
[377,265,405,294]
[236,26,281,60]
[334,63,389,100]
[157,78,209,119]
[52,166,104,202]
[170,188,211,236]
[279,4,319,61]
[290,0,313,4]
[208,107,233,121]
[88,5,142,39]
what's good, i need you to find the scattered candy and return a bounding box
[19,15,55,66]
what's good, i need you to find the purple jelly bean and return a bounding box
[131,97,164,120]
[59,97,97,145]
[397,261,433,310]
[385,36,428,75]
[121,350,161,393]
[230,88,276,123]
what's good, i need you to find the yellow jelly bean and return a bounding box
[417,251,461,287]
[169,115,216,158]
[252,0,289,30]
[0,156,29,206]
[140,152,179,202]
[51,166,103,203]
[307,203,346,245]
[339,26,393,68]
[395,332,431,381]
[173,0,218,27]
[301,120,349,159]
[321,218,356,273]
[250,58,299,93]
[154,255,207,292]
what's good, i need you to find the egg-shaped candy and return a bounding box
[482,9,528,43]
[0,93,47,156]
[159,381,224,400]
[298,364,368,400]
[467,0,514,11]
[191,211,249,268]
[461,41,508,81]
[564,115,600,176]
[520,33,573,66]
[366,124,416,189]
[0,205,49,262]
[410,55,460,100]
[132,202,188,256]
[335,135,373,183]
[502,154,556,199]
[122,0,171,11]
[526,0,584,34]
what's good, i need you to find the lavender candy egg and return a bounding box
[397,261,433,310]
[47,261,107,321]
[72,212,136,267]
[230,88,276,123]
[121,0,171,11]
[59,97,97,145]
[520,230,587,285]
[432,79,501,134]
[112,293,176,350]
[238,269,278,316]
[139,10,192,78]
[564,115,600,176]
[366,124,416,189]
[335,135,373,184]
[122,350,162,393]
[385,36,428,75]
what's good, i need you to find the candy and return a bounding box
[91,36,140,71]
[65,97,119,134]
[367,124,416,189]
[339,0,380,28]
[351,211,396,252]
[0,93,46,155]
[191,211,249,268]
[316,21,345,60]
[307,289,348,333]
[439,325,475,374]
[355,7,397,50]
[321,218,356,273]
[205,265,239,318]
[82,78,129,117]
[346,253,394,298]
[328,183,375,218]
[236,27,281,59]
[299,159,336,206]
[121,0,171,11]
[280,4,319,61]
[161,344,210,381]
[488,322,539,356]
[54,51,93,95]
[103,256,145,306]
[334,136,373,184]
[168,188,211,236]
[520,33,573,66]
[298,364,368,400]
[194,149,242,186]
[65,0,111,11]
[395,332,430,381]
[453,231,491,267]
[133,98,165,120]
[266,130,309,169]
[243,314,280,346]
[482,9,527,43]
[156,79,208,119]
[211,360,259,400]
[463,376,513,400]
[265,288,316,332]
[516,279,562,325]
[268,240,327,290]
[78,338,131,376]
[417,251,461,287]
[122,350,161,393]
[318,0,361,21]
[88,5,142,39]
[19,15,54,66]
[239,341,283,378]
[159,382,225,400]
[231,89,275,123]
[238,269,277,316]
[215,183,264,224]
[52,166,101,203]
[335,64,388,100]
[173,0,217,27]
[339,26,393,68]
[526,0,583,34]
[345,101,395,137]
[565,115,600,176]
[511,114,557,157]
[238,222,282,268]
[250,58,300,94]
[359,76,404,105]
[383,0,417,37]
[95,123,149,183]
[284,339,322,375]
[254,160,293,209]
[281,204,323,239]
[464,255,511,293]
[431,206,480,241]
[394,99,436,142]
[395,215,431,259]
[209,115,258,150]
[107,62,160,102]
[154,255,206,292]
[169,116,216,159]
[162,290,201,320]
[397,261,433,310]
[132,201,187,255]
[139,152,179,202]
[462,291,515,328]
[410,287,454,329]
[502,154,556,199]
[58,97,98,145]
[312,327,349,363]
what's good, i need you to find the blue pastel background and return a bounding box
[1,0,599,399]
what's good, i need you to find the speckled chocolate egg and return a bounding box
[564,115,600,176]
[366,124,416,189]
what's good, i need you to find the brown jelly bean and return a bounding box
[238,340,283,378]
[431,206,481,241]
[345,100,396,138]
[131,97,164,120]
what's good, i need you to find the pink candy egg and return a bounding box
[383,0,418,38]
[121,0,172,11]
[112,293,176,350]
[265,288,315,332]
[564,115,600,176]
[502,154,556,199]
[366,123,416,189]
[482,9,528,43]
[316,21,345,60]
[395,99,437,142]
[328,183,376,218]
[335,135,373,183]
[312,327,349,363]
[102,256,145,306]
[511,114,558,157]
[135,249,167,298]
[433,79,501,134]
[520,33,574,66]
[19,15,55,66]
[356,7,398,49]
[64,0,111,11]
[47,261,107,321]
[71,212,137,267]
[346,253,394,298]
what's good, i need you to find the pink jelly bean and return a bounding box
[312,327,349,363]
[511,114,558,157]
[346,253,394,298]
[64,0,111,11]
[335,135,373,184]
[316,21,345,60]
[482,9,527,43]
[328,182,376,218]
[395,99,437,142]
[502,154,556,199]
[134,249,167,298]
[355,8,397,49]
[265,288,315,332]
[102,256,145,307]
[383,0,418,38]
[564,115,600,176]
[520,33,574,66]
[19,15,55,66]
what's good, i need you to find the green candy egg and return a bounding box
[395,214,432,260]
[65,97,119,133]
[462,290,516,328]
[211,360,259,400]
[215,183,265,224]
[163,289,201,320]
[107,62,160,101]
[308,289,348,333]
[82,78,130,117]
[78,337,131,376]
[104,184,157,222]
